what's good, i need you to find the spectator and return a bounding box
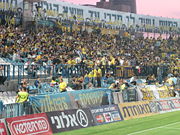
[50,76,57,87]
[34,76,41,88]
[59,78,67,92]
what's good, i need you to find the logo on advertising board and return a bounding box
[150,98,180,113]
[0,122,8,135]
[103,113,113,122]
[91,105,123,125]
[6,113,52,135]
[111,112,122,121]
[46,108,95,133]
[171,98,180,109]
[95,115,104,123]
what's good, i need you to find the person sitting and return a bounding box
[146,74,156,85]
[50,76,57,87]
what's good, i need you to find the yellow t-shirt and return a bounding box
[97,69,102,77]
[59,82,67,92]
[110,58,115,65]
[88,71,94,78]
[68,59,73,65]
[16,92,29,103]
[93,69,98,77]
[120,84,126,90]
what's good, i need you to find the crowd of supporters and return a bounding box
[0,25,179,69]
[0,16,179,92]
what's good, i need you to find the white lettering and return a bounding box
[13,119,48,134]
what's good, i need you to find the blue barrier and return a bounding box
[29,88,112,113]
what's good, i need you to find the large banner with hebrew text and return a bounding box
[32,0,180,30]
[29,89,112,113]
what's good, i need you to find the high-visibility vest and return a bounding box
[16,91,28,103]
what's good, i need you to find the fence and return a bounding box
[0,63,178,84]
[0,102,32,119]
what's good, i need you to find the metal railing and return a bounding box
[0,102,32,119]
[0,63,179,83]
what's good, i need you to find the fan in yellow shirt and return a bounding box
[59,79,67,92]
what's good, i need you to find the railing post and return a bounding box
[12,65,15,79]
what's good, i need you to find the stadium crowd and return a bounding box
[0,18,179,92]
[0,25,179,68]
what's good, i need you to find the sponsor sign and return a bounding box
[118,101,156,120]
[91,105,123,125]
[0,119,8,135]
[46,108,95,133]
[171,98,180,109]
[6,113,52,135]
[150,98,180,113]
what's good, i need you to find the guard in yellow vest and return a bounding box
[16,87,29,103]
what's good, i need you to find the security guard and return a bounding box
[16,87,29,103]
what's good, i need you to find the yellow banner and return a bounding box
[118,101,156,120]
[140,85,174,100]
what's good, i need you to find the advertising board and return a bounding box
[46,108,95,133]
[0,119,8,135]
[150,98,180,113]
[6,113,52,135]
[91,105,123,125]
[118,101,156,120]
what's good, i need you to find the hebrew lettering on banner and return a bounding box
[70,89,112,108]
[46,108,95,133]
[32,0,180,29]
[118,101,157,120]
[6,113,52,135]
[29,89,112,113]
[0,0,23,11]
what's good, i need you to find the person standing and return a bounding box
[15,87,29,103]
[59,78,67,92]
[34,76,41,88]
